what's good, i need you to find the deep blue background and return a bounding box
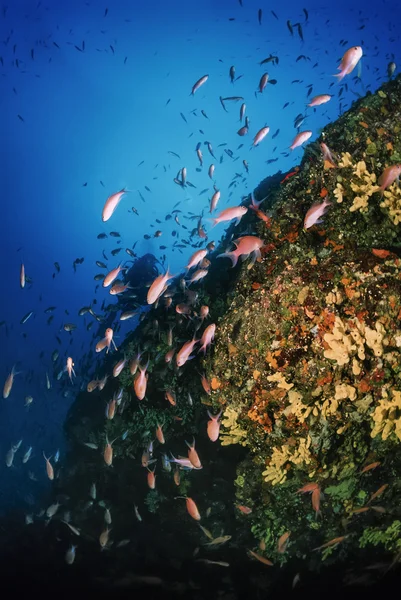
[1,0,399,515]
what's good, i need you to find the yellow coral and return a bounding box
[371,388,401,442]
[262,436,312,485]
[283,390,312,423]
[266,372,294,390]
[333,182,345,203]
[349,161,380,213]
[338,152,353,168]
[380,182,401,225]
[323,316,387,366]
[220,406,248,447]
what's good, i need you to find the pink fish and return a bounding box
[211,206,247,227]
[239,103,246,121]
[185,438,202,468]
[307,94,331,107]
[334,46,363,82]
[96,328,117,353]
[66,357,76,382]
[134,361,149,400]
[188,269,208,284]
[208,164,215,179]
[147,269,174,305]
[320,142,336,167]
[20,263,25,289]
[210,190,221,212]
[185,249,208,270]
[304,198,331,230]
[176,338,199,367]
[290,130,312,150]
[253,126,270,146]
[112,356,126,377]
[199,324,216,354]
[216,235,264,268]
[378,164,401,192]
[258,73,269,93]
[207,410,222,442]
[103,264,124,288]
[110,283,131,295]
[102,189,127,222]
[191,74,209,95]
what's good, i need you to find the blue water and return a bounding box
[0,0,399,522]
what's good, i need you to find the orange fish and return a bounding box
[104,436,117,467]
[378,164,401,192]
[134,361,149,400]
[20,263,25,288]
[147,269,174,305]
[207,410,222,442]
[66,357,76,382]
[43,452,54,480]
[361,461,381,474]
[367,484,388,504]
[156,424,165,445]
[312,535,347,551]
[106,398,116,420]
[334,46,363,82]
[173,468,180,486]
[248,550,273,566]
[147,465,156,489]
[277,532,290,553]
[165,390,176,406]
[102,189,127,222]
[237,505,252,515]
[308,94,332,107]
[103,264,124,288]
[185,438,202,468]
[3,365,18,399]
[176,496,201,520]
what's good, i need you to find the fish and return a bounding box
[258,73,269,93]
[378,164,401,192]
[43,452,54,480]
[65,545,77,565]
[102,189,127,222]
[334,46,363,82]
[22,446,32,464]
[199,324,216,354]
[147,269,174,304]
[176,338,199,367]
[304,198,331,230]
[248,550,273,566]
[3,365,18,398]
[185,438,202,468]
[388,61,396,79]
[134,361,149,400]
[290,130,312,150]
[308,94,332,107]
[211,206,247,227]
[177,496,201,520]
[191,74,208,95]
[216,235,264,268]
[207,410,222,442]
[20,311,34,324]
[361,461,381,474]
[253,127,270,146]
[20,263,25,288]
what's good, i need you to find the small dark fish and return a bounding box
[272,129,280,139]
[111,248,122,256]
[168,151,180,159]
[44,306,57,313]
[303,8,308,22]
[20,311,34,324]
[297,23,304,42]
[96,261,107,268]
[110,45,115,54]
[82,182,87,186]
[104,8,108,17]
[201,110,208,119]
[17,114,24,122]
[271,10,278,19]
[109,231,120,237]
[258,8,262,25]
[54,262,60,273]
[287,20,293,35]
[94,274,105,281]
[219,96,227,112]
[283,102,289,108]
[126,248,136,257]
[180,112,187,123]
[100,181,105,187]
[124,57,127,64]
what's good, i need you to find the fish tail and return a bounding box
[216,251,238,267]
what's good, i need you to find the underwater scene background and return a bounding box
[2,0,401,597]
